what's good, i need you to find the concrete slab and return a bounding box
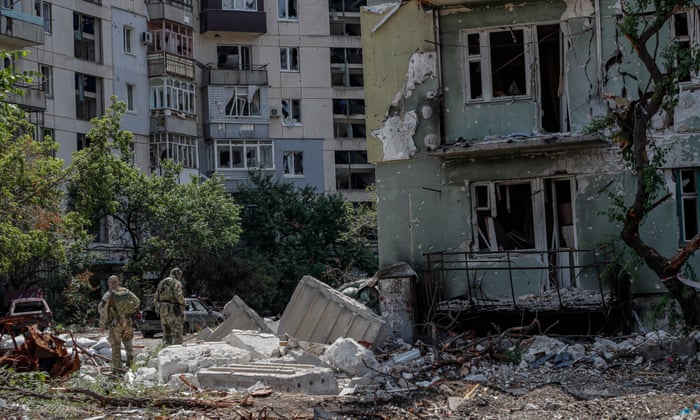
[197,362,338,395]
[223,330,281,360]
[158,342,251,383]
[278,276,388,348]
[209,296,273,341]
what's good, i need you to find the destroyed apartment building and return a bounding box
[358,0,700,335]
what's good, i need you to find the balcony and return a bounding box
[0,7,44,48]
[204,65,267,86]
[147,52,195,79]
[145,0,193,24]
[199,0,266,34]
[5,81,45,111]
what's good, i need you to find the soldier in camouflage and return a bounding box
[98,275,140,370]
[155,267,186,345]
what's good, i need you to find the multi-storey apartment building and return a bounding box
[0,0,374,265]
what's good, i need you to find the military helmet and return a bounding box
[170,267,182,280]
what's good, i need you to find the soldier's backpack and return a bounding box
[111,289,140,316]
[156,278,177,303]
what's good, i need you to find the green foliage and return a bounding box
[0,50,89,290]
[235,173,377,312]
[56,271,100,326]
[649,292,684,332]
[68,98,242,292]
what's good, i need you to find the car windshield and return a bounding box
[189,300,207,311]
[13,302,45,313]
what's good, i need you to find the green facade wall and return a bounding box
[364,0,700,298]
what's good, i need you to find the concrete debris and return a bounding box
[278,275,388,348]
[197,363,338,395]
[322,337,379,377]
[222,329,282,360]
[209,295,274,341]
[157,342,251,383]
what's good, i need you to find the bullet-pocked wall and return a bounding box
[362,0,700,298]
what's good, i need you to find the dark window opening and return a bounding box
[490,30,526,98]
[537,24,563,133]
[217,45,252,70]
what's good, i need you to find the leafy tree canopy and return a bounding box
[0,50,88,291]
[593,0,700,325]
[230,172,377,312]
[68,97,242,291]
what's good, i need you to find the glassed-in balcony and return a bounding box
[148,52,195,79]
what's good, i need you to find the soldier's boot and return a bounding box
[112,355,122,370]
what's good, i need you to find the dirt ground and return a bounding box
[2,333,699,419]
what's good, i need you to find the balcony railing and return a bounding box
[147,52,195,79]
[0,6,44,47]
[423,247,616,314]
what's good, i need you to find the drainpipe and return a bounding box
[432,6,444,145]
[595,0,603,88]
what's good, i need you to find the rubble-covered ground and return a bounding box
[2,328,700,419]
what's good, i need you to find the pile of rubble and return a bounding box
[1,274,700,417]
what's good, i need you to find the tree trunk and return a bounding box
[621,105,700,327]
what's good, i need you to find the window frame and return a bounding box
[40,64,52,98]
[126,83,135,112]
[672,8,700,85]
[123,26,133,54]
[215,139,274,171]
[150,133,198,169]
[677,168,700,243]
[281,98,301,126]
[280,47,299,72]
[283,151,304,177]
[42,2,51,34]
[221,85,261,117]
[222,0,257,11]
[278,0,298,21]
[461,26,533,103]
[149,77,196,115]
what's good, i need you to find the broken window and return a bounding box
[281,98,301,125]
[678,169,699,242]
[463,28,528,101]
[672,9,700,83]
[278,0,297,20]
[473,182,535,251]
[223,86,260,117]
[217,45,252,70]
[75,72,102,121]
[332,98,364,115]
[280,47,299,71]
[216,140,273,170]
[462,25,564,132]
[472,178,575,253]
[335,150,374,190]
[148,22,193,57]
[74,12,101,63]
[222,0,257,11]
[283,151,304,176]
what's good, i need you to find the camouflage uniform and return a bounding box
[98,275,140,370]
[155,267,186,345]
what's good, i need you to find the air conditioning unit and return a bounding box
[141,31,153,45]
[270,107,280,117]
